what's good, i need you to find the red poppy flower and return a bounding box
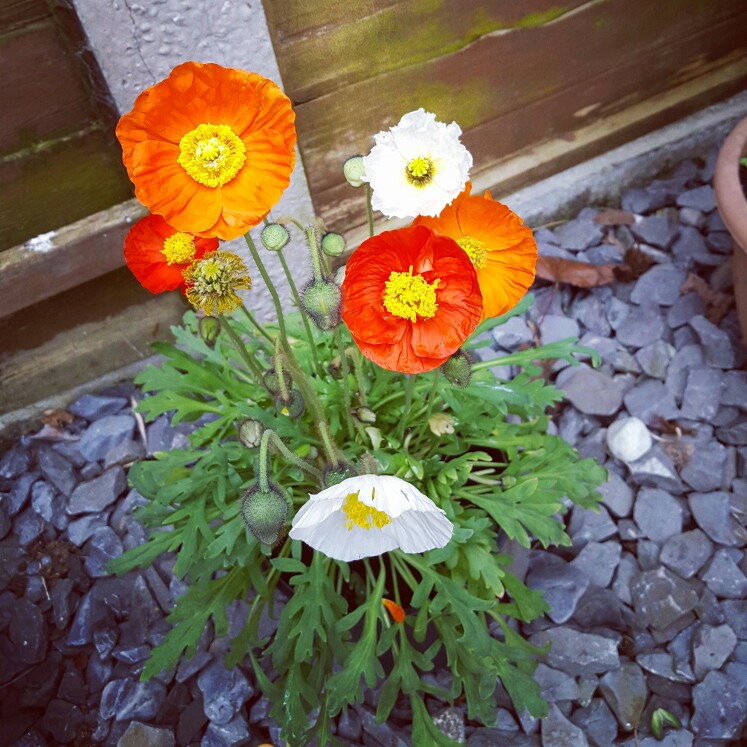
[116,61,296,240]
[124,213,218,293]
[413,182,537,319]
[341,225,482,374]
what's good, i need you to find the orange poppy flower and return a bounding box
[413,183,537,319]
[124,213,217,293]
[341,225,482,374]
[116,61,296,241]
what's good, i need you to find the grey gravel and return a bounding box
[680,441,727,493]
[600,662,647,731]
[680,366,725,421]
[196,660,254,726]
[560,368,623,416]
[630,216,679,250]
[633,488,683,543]
[630,567,699,630]
[70,394,128,420]
[570,698,617,747]
[36,446,77,496]
[667,293,706,329]
[660,530,714,578]
[529,627,619,675]
[691,663,747,739]
[636,652,694,683]
[492,316,534,349]
[554,217,604,251]
[677,185,716,212]
[635,341,675,379]
[67,467,127,516]
[79,415,136,463]
[541,703,589,747]
[623,380,678,425]
[570,541,621,588]
[567,504,617,546]
[616,305,665,349]
[597,471,634,518]
[689,491,742,546]
[606,416,652,463]
[701,550,747,599]
[693,624,738,679]
[690,315,735,368]
[539,314,580,345]
[630,265,686,307]
[526,553,589,624]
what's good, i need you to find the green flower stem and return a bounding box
[258,428,271,492]
[277,248,322,376]
[350,347,369,406]
[276,215,307,234]
[305,225,325,284]
[334,328,356,439]
[245,233,338,465]
[390,552,419,590]
[221,317,265,382]
[470,341,599,372]
[262,428,323,481]
[366,184,375,238]
[397,375,415,442]
[238,303,274,345]
[274,339,290,401]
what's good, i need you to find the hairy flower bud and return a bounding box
[198,315,221,346]
[301,279,341,331]
[343,156,366,188]
[353,407,377,424]
[321,232,346,257]
[442,349,472,388]
[327,356,343,380]
[322,464,354,488]
[263,368,292,395]
[275,389,305,418]
[241,483,288,545]
[237,418,263,448]
[260,223,290,252]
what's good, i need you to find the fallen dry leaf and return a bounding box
[536,255,617,288]
[593,208,636,226]
[42,409,74,429]
[613,248,656,283]
[680,273,733,325]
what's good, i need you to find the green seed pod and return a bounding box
[241,483,288,545]
[343,156,366,188]
[198,315,221,347]
[320,232,346,257]
[237,418,263,448]
[260,223,291,252]
[442,349,472,388]
[301,279,341,331]
[275,389,305,418]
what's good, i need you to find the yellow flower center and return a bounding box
[177,123,246,188]
[342,491,391,531]
[405,156,435,187]
[183,251,252,316]
[457,235,487,269]
[161,232,196,265]
[383,265,440,323]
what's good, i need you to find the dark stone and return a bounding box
[667,293,706,329]
[716,421,747,446]
[36,447,76,497]
[666,345,705,403]
[67,513,109,547]
[681,442,727,492]
[570,698,617,747]
[30,481,57,522]
[633,488,683,543]
[202,714,251,747]
[86,653,113,694]
[722,370,747,410]
[533,664,579,702]
[689,491,742,546]
[0,501,10,539]
[337,708,363,741]
[83,527,123,578]
[196,660,254,725]
[635,341,675,379]
[691,663,747,739]
[355,704,410,747]
[630,567,699,630]
[117,722,175,747]
[600,662,647,731]
[628,447,684,495]
[570,541,621,588]
[50,578,76,630]
[103,439,146,469]
[560,368,623,416]
[13,507,44,546]
[706,231,732,254]
[631,265,686,306]
[636,652,693,683]
[701,550,747,598]
[530,627,619,675]
[567,504,617,546]
[78,416,135,463]
[623,380,678,425]
[630,216,679,249]
[690,315,735,368]
[660,530,713,579]
[616,304,665,349]
[526,551,594,624]
[677,185,716,212]
[541,703,589,747]
[554,217,604,251]
[41,699,83,744]
[572,294,611,336]
[680,366,725,421]
[598,472,633,518]
[67,467,127,516]
[57,668,87,706]
[693,624,738,679]
[69,394,128,420]
[177,699,208,746]
[0,446,33,489]
[573,587,626,630]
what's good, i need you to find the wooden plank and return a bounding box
[0,0,49,31]
[0,128,134,252]
[0,19,94,154]
[281,0,747,229]
[0,267,187,415]
[0,198,145,319]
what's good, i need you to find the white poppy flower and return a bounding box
[361,109,473,219]
[289,474,453,562]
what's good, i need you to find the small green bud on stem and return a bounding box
[260,223,291,252]
[198,316,221,346]
[275,389,305,419]
[321,232,346,257]
[343,156,366,187]
[442,350,472,388]
[241,483,288,545]
[237,418,263,448]
[301,279,342,331]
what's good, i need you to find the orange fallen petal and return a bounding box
[382,598,406,623]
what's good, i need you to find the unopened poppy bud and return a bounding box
[321,232,346,257]
[237,418,263,448]
[198,316,221,346]
[260,223,290,252]
[263,368,292,395]
[241,483,288,545]
[322,464,354,488]
[343,156,366,188]
[442,350,472,388]
[353,407,377,424]
[428,413,455,436]
[327,356,343,380]
[301,279,341,331]
[275,389,305,418]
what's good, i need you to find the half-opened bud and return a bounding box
[301,279,341,331]
[263,368,292,395]
[241,483,288,545]
[275,389,305,418]
[442,349,472,388]
[321,232,346,257]
[343,156,366,188]
[198,316,221,346]
[237,418,263,448]
[260,223,290,252]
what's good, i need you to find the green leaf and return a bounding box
[410,694,465,747]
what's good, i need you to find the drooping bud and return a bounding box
[263,367,292,395]
[321,232,346,257]
[241,483,288,545]
[237,418,263,448]
[183,251,251,315]
[275,389,305,418]
[327,356,343,380]
[260,223,290,252]
[428,413,455,436]
[322,463,355,488]
[198,315,221,347]
[442,350,472,388]
[343,156,366,188]
[301,279,341,331]
[353,407,377,424]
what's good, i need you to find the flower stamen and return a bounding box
[342,491,391,531]
[183,250,252,315]
[383,265,440,322]
[161,232,197,265]
[457,235,488,269]
[405,156,435,187]
[178,123,246,188]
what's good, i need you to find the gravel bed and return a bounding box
[1,145,746,746]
